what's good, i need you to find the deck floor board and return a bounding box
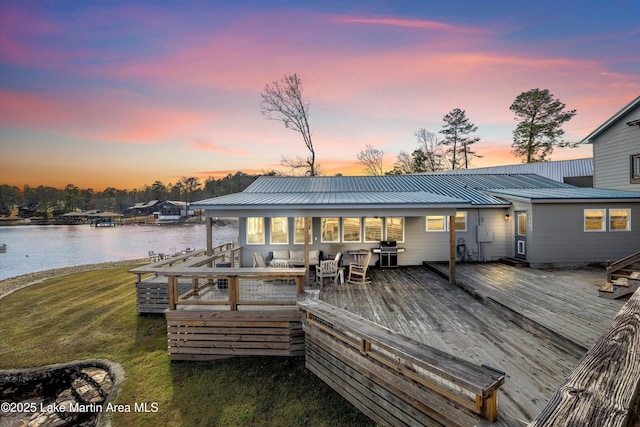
[320,264,626,426]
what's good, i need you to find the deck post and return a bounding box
[168,275,177,310]
[449,215,456,286]
[206,217,213,256]
[229,275,238,311]
[304,216,310,285]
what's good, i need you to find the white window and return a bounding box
[609,209,631,231]
[270,217,289,244]
[294,217,312,244]
[385,217,405,242]
[247,217,265,244]
[584,209,605,232]
[426,212,466,232]
[426,215,446,231]
[364,218,382,242]
[632,154,640,184]
[321,217,340,242]
[454,212,467,232]
[342,218,361,242]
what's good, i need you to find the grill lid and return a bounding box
[380,240,397,248]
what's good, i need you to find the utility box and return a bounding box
[477,225,494,242]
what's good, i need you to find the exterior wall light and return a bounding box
[504,214,510,221]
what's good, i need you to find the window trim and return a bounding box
[270,217,289,245]
[426,215,447,232]
[385,217,405,243]
[584,209,606,232]
[320,217,340,243]
[293,217,313,245]
[609,208,631,232]
[425,212,467,233]
[364,217,383,243]
[246,217,265,244]
[342,217,362,243]
[631,154,640,184]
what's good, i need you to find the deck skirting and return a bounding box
[164,309,305,361]
[136,277,191,314]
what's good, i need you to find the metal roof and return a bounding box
[484,187,640,202]
[193,173,579,212]
[432,158,593,183]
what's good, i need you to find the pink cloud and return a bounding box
[335,15,486,34]
[185,139,250,155]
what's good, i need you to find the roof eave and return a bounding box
[581,95,640,144]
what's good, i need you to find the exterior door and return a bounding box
[515,211,527,259]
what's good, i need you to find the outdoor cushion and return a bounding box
[273,250,290,260]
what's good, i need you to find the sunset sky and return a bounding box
[0,1,638,190]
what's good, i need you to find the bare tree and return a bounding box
[260,73,316,176]
[357,144,385,176]
[414,128,448,172]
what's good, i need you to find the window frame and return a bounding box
[320,217,340,243]
[270,217,289,245]
[609,208,631,232]
[631,154,640,184]
[385,217,405,243]
[342,217,362,242]
[584,209,606,232]
[246,217,265,244]
[426,215,447,232]
[293,217,313,244]
[425,212,466,233]
[364,217,383,243]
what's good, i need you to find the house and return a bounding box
[152,200,194,221]
[127,200,159,216]
[582,95,640,191]
[192,174,640,267]
[435,158,594,187]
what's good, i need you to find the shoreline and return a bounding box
[0,259,145,299]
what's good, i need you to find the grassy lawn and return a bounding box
[0,265,374,426]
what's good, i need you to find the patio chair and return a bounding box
[315,252,342,287]
[270,259,289,268]
[253,252,267,268]
[347,251,372,285]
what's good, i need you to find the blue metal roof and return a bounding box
[193,173,640,213]
[432,158,593,183]
[484,187,640,201]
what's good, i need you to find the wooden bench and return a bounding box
[298,299,505,426]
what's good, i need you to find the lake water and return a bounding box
[0,223,238,281]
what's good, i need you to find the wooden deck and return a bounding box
[319,264,627,426]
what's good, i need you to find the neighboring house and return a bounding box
[153,200,194,221]
[127,200,159,216]
[435,158,594,187]
[582,95,640,191]
[193,174,640,267]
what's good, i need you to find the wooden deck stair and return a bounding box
[599,251,640,299]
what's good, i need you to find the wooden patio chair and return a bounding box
[253,252,267,268]
[315,252,342,287]
[347,251,372,285]
[270,259,289,268]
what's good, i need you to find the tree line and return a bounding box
[259,74,577,176]
[0,171,266,218]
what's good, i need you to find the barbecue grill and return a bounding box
[379,240,398,268]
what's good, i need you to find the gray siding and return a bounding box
[592,103,640,191]
[529,203,640,264]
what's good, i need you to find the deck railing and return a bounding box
[530,289,640,427]
[606,250,640,282]
[163,267,306,310]
[298,299,505,425]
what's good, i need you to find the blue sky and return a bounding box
[0,0,638,189]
